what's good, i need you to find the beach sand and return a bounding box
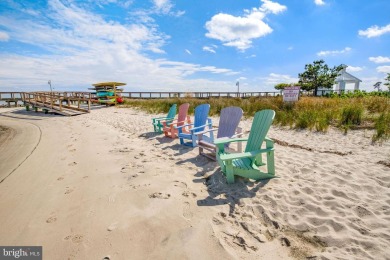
[0,106,389,259]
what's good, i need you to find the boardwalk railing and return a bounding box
[22,92,91,116]
[0,92,24,106]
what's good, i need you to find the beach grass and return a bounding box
[120,95,390,142]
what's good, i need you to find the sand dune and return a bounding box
[0,106,389,259]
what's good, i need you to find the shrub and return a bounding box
[340,104,363,126]
[372,112,390,143]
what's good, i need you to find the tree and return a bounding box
[298,60,344,96]
[274,83,291,90]
[384,73,390,91]
[274,82,301,90]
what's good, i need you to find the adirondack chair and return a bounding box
[177,104,212,147]
[151,104,177,133]
[215,109,276,184]
[162,103,191,138]
[197,106,243,160]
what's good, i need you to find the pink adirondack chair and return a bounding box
[162,103,191,138]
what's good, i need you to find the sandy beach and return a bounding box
[0,106,389,259]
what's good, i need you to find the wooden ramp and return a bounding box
[22,92,91,116]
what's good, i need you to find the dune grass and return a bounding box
[121,95,390,142]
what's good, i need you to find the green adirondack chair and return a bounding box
[215,109,276,184]
[152,104,177,133]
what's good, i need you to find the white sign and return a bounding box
[283,86,300,102]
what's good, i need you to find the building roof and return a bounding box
[335,65,362,83]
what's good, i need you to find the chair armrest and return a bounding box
[214,137,248,145]
[219,148,274,161]
[196,127,218,136]
[175,123,194,129]
[152,116,172,121]
[190,122,213,133]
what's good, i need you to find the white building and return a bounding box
[334,64,362,92]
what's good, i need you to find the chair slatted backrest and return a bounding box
[167,104,177,119]
[245,110,275,153]
[193,104,210,132]
[217,106,243,139]
[176,103,190,127]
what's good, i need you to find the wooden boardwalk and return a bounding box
[22,92,91,116]
[0,92,23,107]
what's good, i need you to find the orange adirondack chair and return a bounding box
[162,103,191,138]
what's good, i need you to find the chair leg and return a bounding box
[226,165,235,184]
[191,134,197,147]
[267,150,275,176]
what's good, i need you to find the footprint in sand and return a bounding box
[353,205,374,218]
[148,192,171,199]
[46,216,57,223]
[68,162,77,166]
[173,181,187,189]
[57,176,64,181]
[183,202,193,220]
[64,234,84,244]
[182,191,197,198]
[69,149,76,152]
[107,222,118,232]
[65,188,74,194]
[127,174,139,181]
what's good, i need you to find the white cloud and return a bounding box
[260,0,287,14]
[153,0,172,13]
[317,47,351,56]
[369,56,390,64]
[264,73,298,86]
[203,46,216,54]
[0,31,10,41]
[185,49,191,55]
[94,0,134,8]
[205,1,286,51]
[346,66,363,72]
[358,24,390,38]
[377,66,390,74]
[151,0,184,16]
[156,60,238,77]
[314,0,325,6]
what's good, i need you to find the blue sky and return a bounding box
[0,0,389,92]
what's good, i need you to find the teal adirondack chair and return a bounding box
[152,104,177,133]
[177,104,212,147]
[215,109,276,184]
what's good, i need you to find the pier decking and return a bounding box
[22,92,91,116]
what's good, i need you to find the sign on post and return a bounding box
[283,86,300,102]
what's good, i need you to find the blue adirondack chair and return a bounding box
[177,104,212,147]
[152,104,177,133]
[215,109,276,184]
[197,106,243,160]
